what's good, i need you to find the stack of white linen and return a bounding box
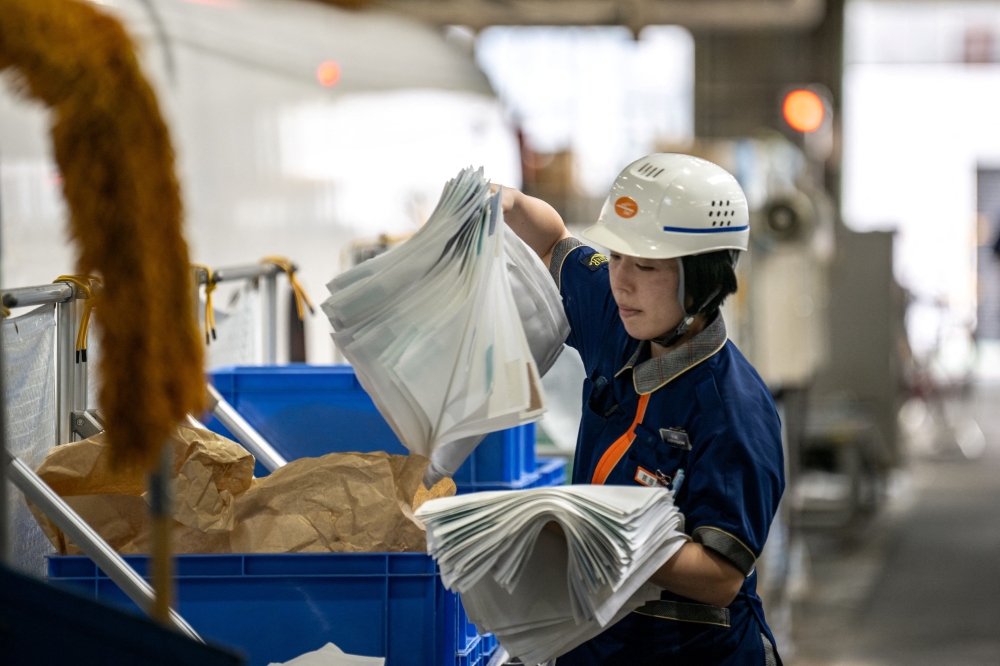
[415,485,689,665]
[322,168,568,481]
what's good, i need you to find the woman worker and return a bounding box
[498,153,784,665]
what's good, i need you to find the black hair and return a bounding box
[682,250,739,317]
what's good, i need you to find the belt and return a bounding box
[632,599,731,627]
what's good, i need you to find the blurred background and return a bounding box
[3,0,1000,663]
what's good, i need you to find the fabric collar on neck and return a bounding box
[615,314,728,395]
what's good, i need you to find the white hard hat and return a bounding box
[582,153,749,260]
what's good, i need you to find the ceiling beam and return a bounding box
[373,0,826,32]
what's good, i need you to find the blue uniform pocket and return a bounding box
[586,375,618,418]
[621,422,688,487]
[576,376,617,480]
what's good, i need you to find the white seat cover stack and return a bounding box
[322,167,568,475]
[503,227,568,379]
[415,485,689,665]
[423,219,571,483]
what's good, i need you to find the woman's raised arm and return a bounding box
[493,185,573,268]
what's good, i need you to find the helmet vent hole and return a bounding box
[635,163,664,178]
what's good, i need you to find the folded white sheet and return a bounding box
[268,642,384,666]
[416,485,689,665]
[322,168,569,481]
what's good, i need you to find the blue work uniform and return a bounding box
[549,239,785,666]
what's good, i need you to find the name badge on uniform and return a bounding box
[634,466,660,487]
[660,428,691,450]
[635,466,682,491]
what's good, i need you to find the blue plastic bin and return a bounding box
[48,553,493,666]
[456,457,567,495]
[449,423,535,486]
[534,457,569,488]
[207,365,534,482]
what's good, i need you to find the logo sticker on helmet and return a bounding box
[614,197,638,218]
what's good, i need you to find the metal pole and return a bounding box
[4,450,202,641]
[73,299,88,413]
[2,283,74,308]
[262,270,278,364]
[205,384,286,471]
[213,264,273,283]
[55,299,75,446]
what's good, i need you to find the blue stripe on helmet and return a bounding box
[662,225,749,234]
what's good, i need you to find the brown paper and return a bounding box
[28,425,455,556]
[413,476,456,514]
[229,451,455,553]
[29,425,254,555]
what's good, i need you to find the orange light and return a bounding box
[317,61,341,87]
[782,89,825,133]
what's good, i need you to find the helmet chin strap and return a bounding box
[651,257,720,349]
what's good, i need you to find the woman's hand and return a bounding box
[489,184,572,268]
[650,542,745,608]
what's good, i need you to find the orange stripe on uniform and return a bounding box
[591,393,650,485]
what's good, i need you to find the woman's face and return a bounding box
[608,252,685,341]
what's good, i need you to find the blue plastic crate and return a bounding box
[456,457,566,495]
[455,636,489,666]
[207,365,535,483]
[534,457,569,488]
[47,553,495,666]
[450,423,535,486]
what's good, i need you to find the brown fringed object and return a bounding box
[0,0,205,470]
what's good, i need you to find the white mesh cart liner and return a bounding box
[205,282,262,369]
[86,321,102,410]
[3,304,57,576]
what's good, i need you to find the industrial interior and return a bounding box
[2,0,999,664]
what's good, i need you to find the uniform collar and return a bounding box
[615,314,728,395]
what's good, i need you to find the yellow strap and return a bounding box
[53,275,102,362]
[261,256,314,320]
[190,264,217,345]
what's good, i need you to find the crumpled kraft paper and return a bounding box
[29,424,253,554]
[229,449,452,553]
[29,425,455,555]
